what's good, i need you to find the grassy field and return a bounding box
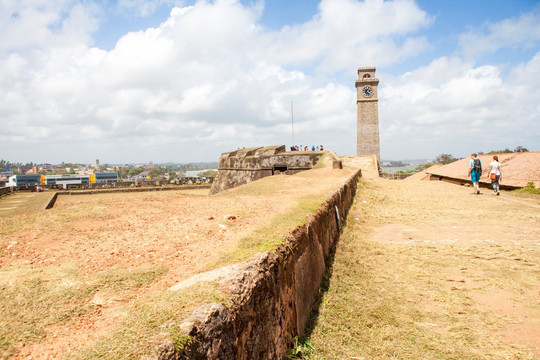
[0,167,356,359]
[0,192,53,218]
[299,179,540,360]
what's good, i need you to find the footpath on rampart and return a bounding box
[305,178,540,359]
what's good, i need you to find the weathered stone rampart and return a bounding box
[210,145,323,194]
[150,168,361,359]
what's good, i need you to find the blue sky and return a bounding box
[1,0,539,164]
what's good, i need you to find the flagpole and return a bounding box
[291,101,294,148]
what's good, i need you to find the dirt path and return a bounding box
[307,179,540,359]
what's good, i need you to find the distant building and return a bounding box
[39,163,53,171]
[44,174,90,188]
[138,170,151,180]
[25,166,38,174]
[7,174,42,187]
[91,172,119,183]
[0,171,13,179]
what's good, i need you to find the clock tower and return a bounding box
[355,67,380,161]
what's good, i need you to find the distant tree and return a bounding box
[487,148,512,154]
[168,171,177,180]
[128,167,145,176]
[434,154,457,165]
[414,162,434,172]
[118,167,130,180]
[514,146,529,153]
[487,146,528,154]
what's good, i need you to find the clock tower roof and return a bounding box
[356,66,379,86]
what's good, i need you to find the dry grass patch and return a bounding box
[303,179,539,360]
[0,192,53,219]
[213,168,356,267]
[0,264,165,359]
[68,283,229,360]
[214,197,326,267]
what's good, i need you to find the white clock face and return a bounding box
[362,86,373,97]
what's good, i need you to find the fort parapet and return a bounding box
[210,145,323,194]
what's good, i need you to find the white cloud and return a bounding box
[459,7,540,58]
[380,54,540,159]
[265,0,432,71]
[0,0,538,163]
[117,0,180,17]
[0,0,100,52]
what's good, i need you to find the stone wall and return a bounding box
[0,187,11,198]
[149,168,362,359]
[210,145,323,194]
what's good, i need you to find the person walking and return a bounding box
[468,153,482,195]
[487,155,502,195]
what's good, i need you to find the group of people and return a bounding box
[290,145,324,152]
[468,153,502,196]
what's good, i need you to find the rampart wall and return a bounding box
[149,168,362,359]
[210,145,323,194]
[0,187,11,198]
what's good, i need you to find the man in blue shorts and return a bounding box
[468,153,482,195]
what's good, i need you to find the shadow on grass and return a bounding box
[301,252,337,340]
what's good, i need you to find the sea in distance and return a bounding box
[381,159,431,173]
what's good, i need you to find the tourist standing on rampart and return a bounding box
[468,153,482,195]
[487,155,502,196]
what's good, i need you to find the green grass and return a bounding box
[514,181,540,195]
[0,264,166,359]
